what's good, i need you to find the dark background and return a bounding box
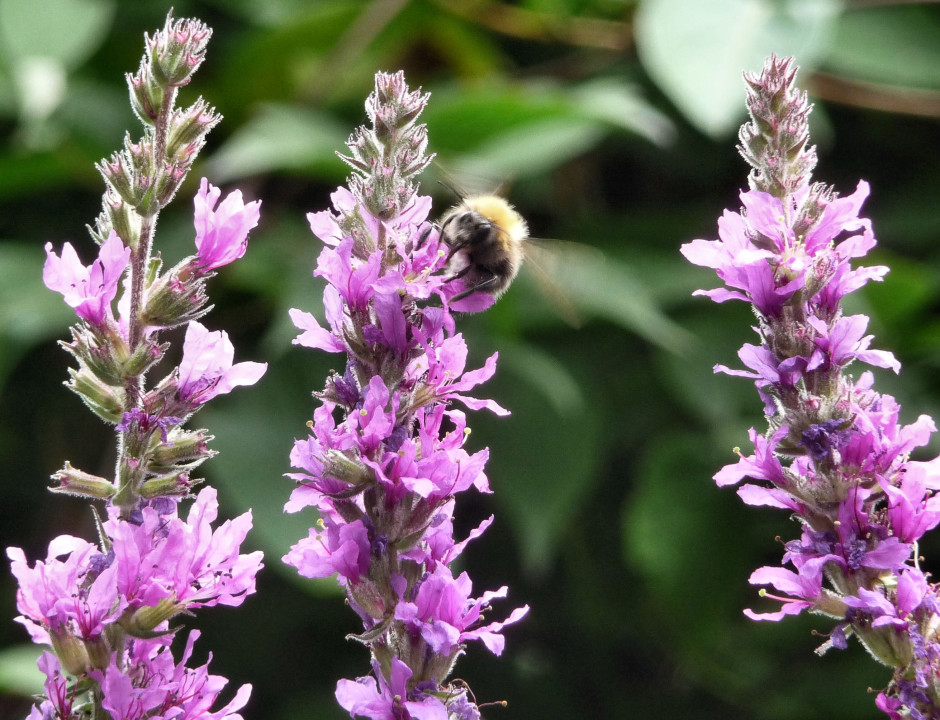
[1,1,938,718]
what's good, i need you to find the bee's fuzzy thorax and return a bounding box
[461,195,528,245]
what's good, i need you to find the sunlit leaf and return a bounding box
[825,5,940,90]
[0,644,42,696]
[0,0,114,67]
[0,242,72,388]
[635,0,842,136]
[205,104,348,182]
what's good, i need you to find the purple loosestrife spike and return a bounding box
[8,489,262,713]
[12,13,266,719]
[285,71,527,720]
[682,55,940,717]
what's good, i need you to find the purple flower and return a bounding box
[743,557,828,622]
[807,314,899,373]
[879,463,940,544]
[283,515,371,585]
[178,321,267,404]
[336,659,448,720]
[27,653,74,720]
[8,536,120,647]
[394,565,529,656]
[192,177,261,273]
[43,231,130,326]
[798,419,850,461]
[106,487,263,610]
[94,631,252,720]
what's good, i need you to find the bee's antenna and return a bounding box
[436,178,466,201]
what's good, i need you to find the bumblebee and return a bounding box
[438,194,528,302]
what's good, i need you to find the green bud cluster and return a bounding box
[337,71,434,225]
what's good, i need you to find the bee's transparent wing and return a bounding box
[523,239,605,328]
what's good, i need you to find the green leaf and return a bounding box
[825,5,940,90]
[635,0,842,136]
[450,116,604,182]
[473,349,603,576]
[0,242,73,389]
[0,644,43,696]
[0,0,114,67]
[204,104,349,182]
[570,77,676,147]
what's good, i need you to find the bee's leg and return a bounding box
[450,273,499,302]
[414,223,436,252]
[444,264,473,284]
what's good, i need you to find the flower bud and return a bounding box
[148,427,214,469]
[124,134,155,185]
[65,326,127,387]
[102,187,141,249]
[348,578,387,620]
[139,258,210,329]
[139,470,196,499]
[165,98,220,162]
[854,622,915,669]
[96,150,136,208]
[153,161,188,208]
[126,65,165,123]
[65,366,126,423]
[49,626,90,676]
[118,597,185,637]
[147,15,211,88]
[123,337,167,378]
[324,450,374,491]
[83,635,112,670]
[49,461,117,500]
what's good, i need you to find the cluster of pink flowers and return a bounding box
[682,55,940,716]
[9,15,265,720]
[10,489,259,720]
[284,71,527,719]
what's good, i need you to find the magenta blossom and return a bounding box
[336,658,448,720]
[178,321,267,405]
[93,631,252,720]
[8,536,121,647]
[394,565,529,657]
[192,177,261,273]
[106,486,263,610]
[43,231,130,326]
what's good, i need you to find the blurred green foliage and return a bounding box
[1,1,939,718]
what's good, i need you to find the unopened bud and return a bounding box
[96,151,136,207]
[147,15,211,88]
[149,428,214,468]
[325,450,374,489]
[139,470,197,499]
[50,461,117,500]
[139,259,210,329]
[153,161,188,208]
[123,337,166,378]
[83,635,112,670]
[49,626,90,676]
[119,597,185,637]
[102,187,141,249]
[128,65,166,124]
[65,366,126,423]
[165,98,220,161]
